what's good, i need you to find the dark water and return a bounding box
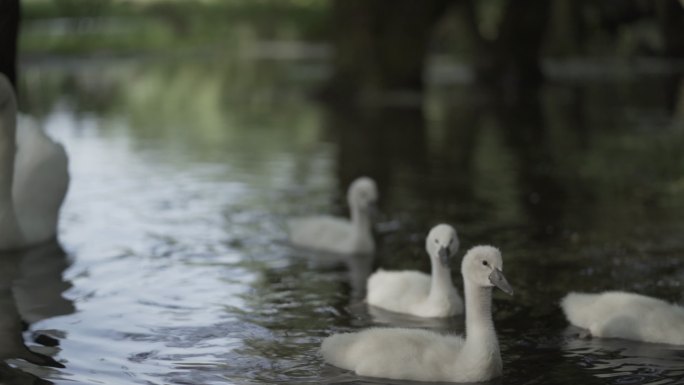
[2,52,684,385]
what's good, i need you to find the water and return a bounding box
[3,53,684,384]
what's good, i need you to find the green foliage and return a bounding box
[20,0,330,55]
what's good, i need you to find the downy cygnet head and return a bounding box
[461,245,513,295]
[426,224,459,269]
[347,177,378,210]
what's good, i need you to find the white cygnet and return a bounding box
[561,291,684,345]
[288,177,377,255]
[321,245,514,383]
[366,223,463,318]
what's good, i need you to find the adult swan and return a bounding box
[0,74,69,250]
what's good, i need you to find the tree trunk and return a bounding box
[656,0,684,58]
[0,0,20,91]
[477,0,551,91]
[546,0,586,56]
[326,0,454,103]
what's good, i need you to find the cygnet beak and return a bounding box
[489,268,514,296]
[438,246,450,268]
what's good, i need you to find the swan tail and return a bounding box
[561,292,599,328]
[365,269,391,303]
[320,333,358,369]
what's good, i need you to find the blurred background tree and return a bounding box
[2,0,683,102]
[323,0,453,101]
[0,0,20,89]
[324,0,683,101]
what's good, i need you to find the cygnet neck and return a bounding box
[448,278,501,380]
[463,277,498,346]
[428,252,454,300]
[350,203,371,232]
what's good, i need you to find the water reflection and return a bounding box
[365,305,463,332]
[563,327,684,385]
[14,242,75,325]
[10,57,684,384]
[0,242,72,384]
[298,250,375,304]
[325,105,428,204]
[494,89,568,242]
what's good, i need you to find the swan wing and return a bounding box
[367,270,431,314]
[321,327,464,382]
[562,291,684,344]
[287,216,353,253]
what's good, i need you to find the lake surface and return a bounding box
[2,53,684,384]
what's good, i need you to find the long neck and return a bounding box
[449,279,503,381]
[428,256,453,299]
[0,79,23,249]
[350,204,371,233]
[463,279,499,351]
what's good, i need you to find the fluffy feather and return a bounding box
[561,291,684,345]
[288,216,365,255]
[321,328,473,382]
[321,245,512,382]
[366,224,463,317]
[288,177,377,255]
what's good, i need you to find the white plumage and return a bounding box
[0,74,69,251]
[321,245,514,382]
[366,224,463,317]
[288,177,377,255]
[561,291,684,345]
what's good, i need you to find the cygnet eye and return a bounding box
[482,260,488,266]
[434,239,438,244]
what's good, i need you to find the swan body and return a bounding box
[12,119,69,245]
[321,245,514,382]
[366,224,463,317]
[0,74,69,251]
[561,291,684,345]
[288,177,377,255]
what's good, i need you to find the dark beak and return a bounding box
[489,268,514,296]
[438,246,450,268]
